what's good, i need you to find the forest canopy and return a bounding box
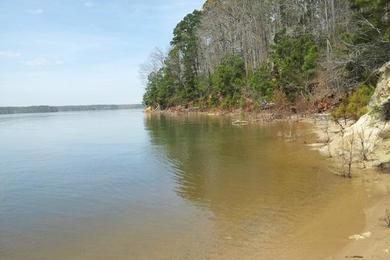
[142,0,390,117]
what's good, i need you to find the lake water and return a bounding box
[0,110,367,259]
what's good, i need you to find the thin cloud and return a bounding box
[26,9,44,15]
[23,57,64,66]
[0,51,21,59]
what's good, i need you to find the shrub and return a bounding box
[248,65,275,101]
[271,31,319,101]
[332,84,375,121]
[211,54,246,107]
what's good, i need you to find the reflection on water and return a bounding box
[0,110,366,259]
[144,113,367,259]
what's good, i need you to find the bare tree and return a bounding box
[139,47,166,85]
[197,0,352,87]
[345,132,355,178]
[357,130,374,162]
[323,117,332,157]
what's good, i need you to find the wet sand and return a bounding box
[305,115,390,260]
[328,172,390,260]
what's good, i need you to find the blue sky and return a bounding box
[0,0,204,106]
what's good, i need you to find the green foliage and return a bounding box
[142,2,386,113]
[248,65,275,101]
[271,31,319,100]
[370,105,384,118]
[332,84,375,121]
[211,54,245,105]
[303,45,319,77]
[373,102,390,121]
[144,29,320,110]
[171,10,202,102]
[143,70,162,107]
[143,10,202,108]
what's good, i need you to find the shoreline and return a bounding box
[306,114,390,260]
[149,108,389,171]
[146,109,390,259]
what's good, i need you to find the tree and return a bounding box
[170,10,202,103]
[141,0,387,116]
[344,0,390,84]
[139,48,165,85]
[271,31,319,100]
[248,65,275,102]
[211,54,245,107]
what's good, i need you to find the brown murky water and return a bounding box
[0,111,367,259]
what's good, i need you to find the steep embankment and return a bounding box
[316,62,390,260]
[318,62,390,171]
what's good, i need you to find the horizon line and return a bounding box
[0,103,143,108]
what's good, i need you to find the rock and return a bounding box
[320,61,390,164]
[378,161,390,172]
[372,144,390,171]
[323,114,384,158]
[349,234,365,240]
[369,61,390,110]
[232,120,249,126]
[316,135,330,144]
[348,232,371,240]
[370,61,390,121]
[306,143,326,148]
[379,128,390,139]
[144,106,153,113]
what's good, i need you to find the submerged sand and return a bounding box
[306,116,390,260]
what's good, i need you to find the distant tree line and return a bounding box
[0,104,143,115]
[142,0,389,118]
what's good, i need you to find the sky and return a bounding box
[0,0,204,106]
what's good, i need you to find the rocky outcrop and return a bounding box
[369,61,390,112]
[318,62,390,171]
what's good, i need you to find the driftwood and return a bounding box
[232,120,249,126]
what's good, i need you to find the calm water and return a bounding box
[0,110,366,259]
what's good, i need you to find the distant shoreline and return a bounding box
[0,104,144,115]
